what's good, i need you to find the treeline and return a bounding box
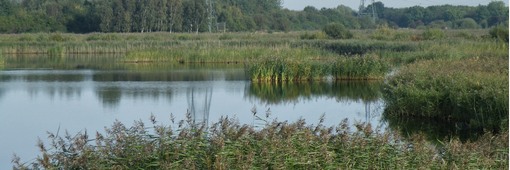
[366,1,509,29]
[0,0,507,33]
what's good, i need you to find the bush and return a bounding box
[421,28,445,40]
[489,25,509,42]
[322,23,353,39]
[454,18,479,29]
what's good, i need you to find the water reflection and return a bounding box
[245,81,382,105]
[95,86,122,108]
[383,115,485,142]
[187,87,212,126]
[3,54,123,70]
[0,65,385,169]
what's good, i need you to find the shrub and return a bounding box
[454,18,479,29]
[489,25,509,42]
[421,28,445,40]
[322,23,353,39]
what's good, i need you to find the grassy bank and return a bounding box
[0,30,501,81]
[13,115,508,169]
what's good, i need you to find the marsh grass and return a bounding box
[247,54,389,81]
[383,57,509,133]
[13,113,508,169]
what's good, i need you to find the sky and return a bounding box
[282,0,510,11]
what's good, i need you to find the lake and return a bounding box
[0,55,384,168]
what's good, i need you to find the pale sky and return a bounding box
[282,0,510,11]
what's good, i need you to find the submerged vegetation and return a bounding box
[13,115,509,169]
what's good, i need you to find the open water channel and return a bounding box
[0,55,384,168]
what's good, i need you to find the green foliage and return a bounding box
[489,25,509,42]
[0,1,507,33]
[422,28,445,40]
[322,23,353,39]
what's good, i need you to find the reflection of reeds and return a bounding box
[15,115,508,169]
[246,81,382,104]
[383,113,485,142]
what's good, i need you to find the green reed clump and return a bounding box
[13,113,508,169]
[247,59,331,81]
[384,57,509,133]
[332,55,389,80]
[0,53,4,69]
[47,45,64,57]
[247,55,389,82]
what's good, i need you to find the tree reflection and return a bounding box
[95,86,122,108]
[187,87,212,126]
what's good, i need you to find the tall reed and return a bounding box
[13,114,509,169]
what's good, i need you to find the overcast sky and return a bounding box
[282,0,510,11]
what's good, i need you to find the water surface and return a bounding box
[0,55,384,168]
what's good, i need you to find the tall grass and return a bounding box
[0,52,4,69]
[247,54,389,81]
[13,114,508,169]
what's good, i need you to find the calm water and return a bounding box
[0,55,384,168]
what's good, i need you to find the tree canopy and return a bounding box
[0,0,507,33]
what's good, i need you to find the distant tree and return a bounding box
[97,0,113,32]
[167,0,183,32]
[454,18,479,29]
[323,23,352,39]
[487,1,508,27]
